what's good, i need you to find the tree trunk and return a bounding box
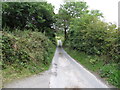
[64,27,67,41]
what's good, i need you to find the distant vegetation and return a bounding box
[56,1,120,88]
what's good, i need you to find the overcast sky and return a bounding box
[47,0,119,26]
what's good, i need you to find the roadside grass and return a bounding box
[3,66,33,84]
[64,48,103,72]
[64,48,120,88]
[2,30,56,85]
[3,59,54,84]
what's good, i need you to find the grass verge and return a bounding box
[64,47,120,88]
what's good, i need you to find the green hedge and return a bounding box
[65,17,120,64]
[2,30,55,83]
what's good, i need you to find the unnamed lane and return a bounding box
[49,46,109,88]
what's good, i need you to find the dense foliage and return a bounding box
[55,2,89,40]
[61,1,120,88]
[66,16,120,63]
[2,2,56,43]
[2,2,54,30]
[2,2,56,83]
[2,30,55,83]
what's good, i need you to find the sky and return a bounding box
[47,0,120,26]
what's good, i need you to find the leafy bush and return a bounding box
[65,15,120,63]
[99,64,120,88]
[2,2,55,31]
[2,30,55,83]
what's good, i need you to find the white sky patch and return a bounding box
[47,0,64,14]
[83,0,119,26]
[47,0,119,26]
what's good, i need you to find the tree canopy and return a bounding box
[2,2,56,43]
[2,2,55,32]
[56,2,89,40]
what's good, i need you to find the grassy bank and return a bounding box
[2,30,56,85]
[64,48,120,88]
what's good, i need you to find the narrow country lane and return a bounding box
[4,40,109,88]
[49,40,108,88]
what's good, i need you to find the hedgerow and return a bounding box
[2,29,55,83]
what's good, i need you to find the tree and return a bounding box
[57,1,89,40]
[2,2,56,43]
[2,2,55,32]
